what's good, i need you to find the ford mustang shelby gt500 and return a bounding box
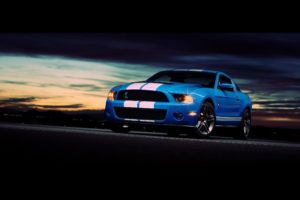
[105,69,252,139]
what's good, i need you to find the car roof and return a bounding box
[169,68,220,74]
[165,69,233,79]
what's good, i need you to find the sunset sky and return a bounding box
[0,33,300,128]
[0,55,160,110]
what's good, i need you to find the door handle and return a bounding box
[236,99,240,101]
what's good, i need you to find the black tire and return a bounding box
[234,109,251,140]
[109,123,131,133]
[193,101,216,138]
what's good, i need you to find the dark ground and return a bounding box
[1,122,300,192]
[1,122,300,170]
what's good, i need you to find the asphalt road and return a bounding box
[1,122,300,173]
[1,122,299,196]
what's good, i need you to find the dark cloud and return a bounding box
[0,97,37,111]
[85,79,127,89]
[2,33,300,62]
[2,80,29,85]
[69,84,102,91]
[65,76,127,90]
[0,97,84,110]
[39,83,62,88]
[0,97,36,104]
[84,93,108,98]
[0,103,84,111]
[38,83,103,92]
[38,104,84,109]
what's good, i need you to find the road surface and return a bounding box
[1,122,300,173]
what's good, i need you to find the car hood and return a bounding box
[115,82,202,93]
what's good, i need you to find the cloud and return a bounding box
[0,97,38,111]
[0,97,36,104]
[38,83,63,88]
[0,103,84,111]
[0,97,85,110]
[2,80,29,85]
[69,84,102,91]
[38,104,84,109]
[2,33,300,61]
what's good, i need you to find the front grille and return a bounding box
[114,107,167,120]
[117,90,168,102]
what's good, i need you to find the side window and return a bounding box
[218,75,231,85]
[218,75,234,91]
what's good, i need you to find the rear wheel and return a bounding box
[194,101,216,138]
[235,109,251,140]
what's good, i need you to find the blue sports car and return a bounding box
[105,69,252,139]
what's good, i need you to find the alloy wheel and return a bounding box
[196,103,215,136]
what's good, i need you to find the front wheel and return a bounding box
[235,109,251,140]
[193,101,216,138]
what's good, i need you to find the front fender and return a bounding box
[190,88,216,113]
[239,94,252,116]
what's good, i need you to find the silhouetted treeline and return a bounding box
[0,108,105,128]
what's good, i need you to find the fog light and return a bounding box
[188,112,197,116]
[173,112,184,121]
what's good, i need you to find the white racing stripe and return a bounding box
[124,100,138,108]
[216,116,242,122]
[126,83,145,90]
[123,119,155,123]
[141,83,163,91]
[124,118,138,121]
[139,101,155,109]
[140,119,155,123]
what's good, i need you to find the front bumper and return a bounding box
[105,99,201,127]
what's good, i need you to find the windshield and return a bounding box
[147,71,216,88]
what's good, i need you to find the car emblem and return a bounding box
[124,91,128,99]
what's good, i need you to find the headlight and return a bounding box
[173,94,194,104]
[107,90,117,101]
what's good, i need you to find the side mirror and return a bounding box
[220,83,234,90]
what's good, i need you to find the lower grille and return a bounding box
[114,107,167,120]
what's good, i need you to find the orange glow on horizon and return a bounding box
[0,55,161,111]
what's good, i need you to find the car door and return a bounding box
[214,74,241,117]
